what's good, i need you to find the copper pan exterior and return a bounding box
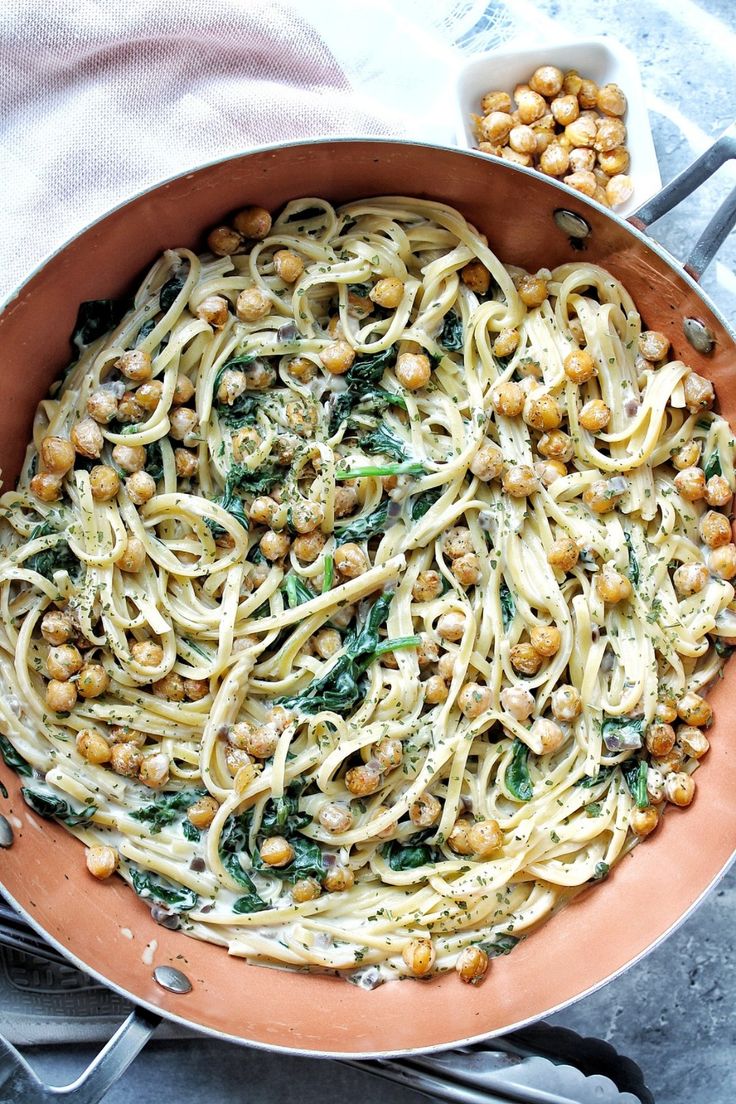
[1,139,735,1057]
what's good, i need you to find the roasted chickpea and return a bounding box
[260,836,295,867]
[444,527,474,559]
[646,722,676,757]
[173,448,197,479]
[345,763,381,796]
[260,530,291,561]
[597,82,627,116]
[230,721,279,758]
[480,90,512,114]
[563,349,597,383]
[452,552,482,587]
[508,124,536,155]
[111,443,146,474]
[699,510,731,549]
[396,352,431,390]
[569,147,596,173]
[456,945,489,984]
[410,792,441,828]
[551,684,582,721]
[41,609,74,646]
[547,535,579,572]
[664,771,695,807]
[89,465,120,502]
[470,440,504,481]
[30,473,63,502]
[492,328,519,358]
[638,330,670,362]
[187,795,219,829]
[86,846,118,880]
[117,349,153,382]
[458,682,492,719]
[139,751,170,788]
[683,372,715,413]
[491,380,524,417]
[674,467,706,502]
[153,672,185,701]
[672,439,701,470]
[169,406,199,444]
[461,260,491,295]
[479,110,514,143]
[565,115,597,148]
[606,175,634,208]
[318,802,353,834]
[502,464,539,497]
[334,542,369,578]
[468,818,503,857]
[126,471,156,506]
[402,937,435,977]
[523,392,562,430]
[320,339,355,375]
[47,643,83,681]
[313,628,342,660]
[292,530,326,563]
[676,692,712,727]
[510,642,543,675]
[131,640,164,667]
[249,495,279,526]
[677,725,710,759]
[630,806,659,837]
[447,818,474,855]
[86,390,119,425]
[271,250,303,284]
[424,675,448,704]
[705,476,732,508]
[196,295,229,327]
[233,206,272,239]
[436,611,466,642]
[538,430,574,462]
[116,392,145,424]
[530,717,565,755]
[517,273,548,307]
[412,570,443,602]
[516,90,547,125]
[288,355,317,383]
[77,663,109,699]
[710,543,736,579]
[579,399,610,433]
[539,143,570,177]
[322,865,355,893]
[529,64,563,97]
[596,564,632,603]
[40,435,75,475]
[673,562,709,596]
[71,417,104,459]
[109,742,142,778]
[530,624,561,656]
[292,877,322,903]
[46,678,77,712]
[76,728,111,764]
[500,685,535,721]
[291,501,325,534]
[370,277,404,309]
[208,225,243,255]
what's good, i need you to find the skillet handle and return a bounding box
[0,1007,160,1104]
[630,121,736,278]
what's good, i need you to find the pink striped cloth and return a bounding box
[0,1,394,299]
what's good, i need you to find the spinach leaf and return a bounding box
[577,766,616,788]
[714,637,736,658]
[625,532,639,587]
[225,462,282,498]
[130,866,198,912]
[218,811,264,895]
[279,593,418,715]
[159,275,187,313]
[21,787,97,826]
[283,574,314,609]
[182,820,201,842]
[72,299,122,350]
[439,310,463,352]
[145,440,164,481]
[260,780,311,837]
[136,318,157,346]
[347,282,372,298]
[233,888,269,913]
[478,933,520,957]
[26,523,80,582]
[252,835,326,884]
[359,424,408,463]
[499,580,515,630]
[328,346,399,433]
[130,788,207,834]
[383,832,441,870]
[410,486,443,521]
[704,449,722,481]
[601,714,644,751]
[505,740,533,801]
[0,735,32,777]
[334,500,389,545]
[621,758,649,809]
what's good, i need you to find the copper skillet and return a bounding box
[0,132,735,1093]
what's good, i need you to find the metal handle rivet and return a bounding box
[554,208,591,239]
[0,815,14,848]
[153,965,192,994]
[683,317,716,354]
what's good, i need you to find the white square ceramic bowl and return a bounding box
[454,35,661,219]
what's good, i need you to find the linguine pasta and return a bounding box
[0,196,733,985]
